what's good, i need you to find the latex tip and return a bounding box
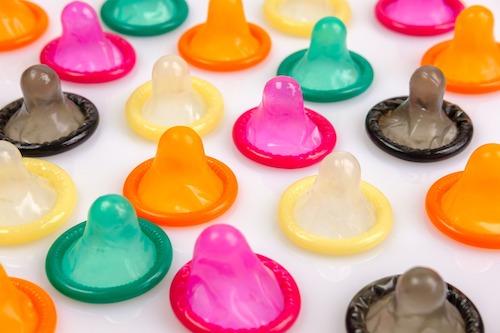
[232,76,336,168]
[170,224,301,333]
[277,16,373,102]
[279,151,392,254]
[0,264,57,333]
[365,65,473,162]
[263,0,351,37]
[421,5,500,94]
[45,194,173,303]
[126,54,224,141]
[0,0,48,51]
[178,0,271,71]
[346,267,483,333]
[426,143,500,249]
[40,1,136,83]
[375,0,464,35]
[0,140,76,245]
[0,64,99,157]
[123,126,238,226]
[100,0,188,36]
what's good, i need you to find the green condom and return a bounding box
[278,16,373,103]
[101,0,188,36]
[46,194,173,303]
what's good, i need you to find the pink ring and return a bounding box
[170,254,301,333]
[40,33,136,83]
[232,108,336,169]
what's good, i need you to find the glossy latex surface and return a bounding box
[45,194,173,303]
[143,55,207,127]
[375,0,464,35]
[40,1,135,83]
[427,144,500,248]
[263,0,351,37]
[170,224,301,332]
[379,66,457,150]
[5,65,84,144]
[126,54,223,140]
[0,140,57,226]
[178,0,271,71]
[422,5,500,93]
[247,76,321,155]
[100,0,188,36]
[123,126,238,226]
[294,152,376,238]
[366,267,465,333]
[278,17,373,102]
[0,0,48,51]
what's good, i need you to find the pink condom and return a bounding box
[40,1,135,83]
[233,76,336,169]
[375,0,464,36]
[170,224,301,333]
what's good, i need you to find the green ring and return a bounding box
[45,218,173,303]
[100,0,189,36]
[277,49,374,103]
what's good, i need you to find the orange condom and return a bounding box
[422,5,500,94]
[0,264,56,333]
[0,0,48,51]
[123,126,238,226]
[178,0,271,71]
[426,143,500,248]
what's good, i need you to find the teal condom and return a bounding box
[277,17,373,103]
[100,0,188,36]
[46,194,173,303]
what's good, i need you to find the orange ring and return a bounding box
[11,277,57,333]
[123,157,238,227]
[421,41,500,94]
[426,171,500,248]
[178,23,271,71]
[0,1,48,51]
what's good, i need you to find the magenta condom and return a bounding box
[170,224,301,333]
[40,1,135,83]
[375,0,464,36]
[232,76,336,169]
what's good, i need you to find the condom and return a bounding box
[126,54,223,141]
[46,194,173,303]
[232,76,336,169]
[100,0,188,36]
[0,140,76,245]
[278,16,373,102]
[0,0,48,51]
[375,0,464,35]
[0,64,99,156]
[178,0,271,71]
[170,224,301,332]
[421,5,500,93]
[40,1,135,83]
[0,264,57,333]
[426,144,500,249]
[279,151,392,254]
[123,126,238,226]
[346,267,484,333]
[366,66,472,162]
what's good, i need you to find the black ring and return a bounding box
[345,274,484,333]
[365,96,473,162]
[0,92,99,157]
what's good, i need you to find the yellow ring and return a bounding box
[278,176,392,255]
[263,0,351,37]
[126,77,224,141]
[0,158,77,245]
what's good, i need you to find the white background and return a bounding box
[1,0,500,332]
